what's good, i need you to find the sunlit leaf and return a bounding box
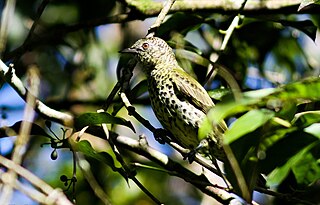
[224,109,275,144]
[276,77,320,100]
[298,0,320,11]
[208,77,320,123]
[304,123,320,139]
[69,132,124,174]
[208,88,231,101]
[293,111,320,127]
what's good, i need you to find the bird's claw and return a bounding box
[153,128,167,144]
[184,150,197,163]
[184,139,208,163]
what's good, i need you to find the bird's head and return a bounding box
[121,37,178,71]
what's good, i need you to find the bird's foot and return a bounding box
[184,149,197,163]
[184,139,209,163]
[153,128,168,144]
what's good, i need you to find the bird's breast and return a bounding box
[147,71,205,149]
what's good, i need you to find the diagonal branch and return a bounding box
[146,0,176,37]
[0,155,73,205]
[0,60,74,126]
[119,92,223,177]
[114,134,241,204]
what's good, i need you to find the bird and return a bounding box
[121,37,228,162]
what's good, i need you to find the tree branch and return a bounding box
[0,66,41,204]
[114,134,242,204]
[0,155,73,205]
[146,0,176,37]
[119,92,223,177]
[4,0,317,61]
[0,60,74,126]
[125,0,315,15]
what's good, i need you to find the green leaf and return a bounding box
[198,116,212,141]
[207,97,259,123]
[293,111,320,128]
[298,0,320,11]
[292,152,320,185]
[69,133,125,176]
[208,77,320,123]
[267,142,318,186]
[208,88,231,101]
[275,77,320,100]
[224,109,275,144]
[0,121,51,138]
[131,80,148,99]
[75,112,135,132]
[279,19,317,41]
[304,123,320,139]
[260,130,317,175]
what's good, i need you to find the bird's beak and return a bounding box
[119,47,137,54]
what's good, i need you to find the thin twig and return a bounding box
[219,15,242,51]
[146,0,176,37]
[114,134,241,204]
[77,154,112,205]
[119,92,222,177]
[0,60,74,126]
[0,169,48,204]
[0,0,16,56]
[0,155,73,205]
[98,109,163,205]
[255,187,315,205]
[22,0,50,46]
[0,65,40,204]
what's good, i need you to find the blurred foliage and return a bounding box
[1,0,320,204]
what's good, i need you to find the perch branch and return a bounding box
[114,134,242,204]
[119,92,223,177]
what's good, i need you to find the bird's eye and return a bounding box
[142,43,149,50]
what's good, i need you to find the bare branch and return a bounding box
[77,154,112,205]
[0,0,16,56]
[114,134,242,204]
[147,0,176,37]
[125,0,309,16]
[0,65,40,204]
[0,60,74,126]
[0,155,73,205]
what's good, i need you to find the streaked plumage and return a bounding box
[122,37,227,161]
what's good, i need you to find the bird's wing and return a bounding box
[171,67,214,114]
